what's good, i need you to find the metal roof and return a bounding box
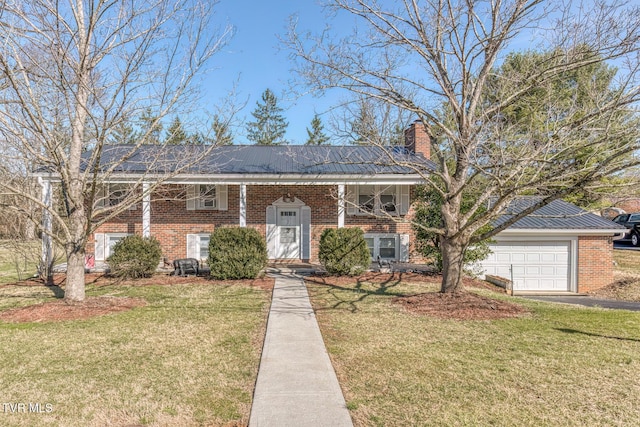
[495,198,624,230]
[82,144,434,176]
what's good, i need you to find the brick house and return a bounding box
[88,122,432,267]
[37,122,623,294]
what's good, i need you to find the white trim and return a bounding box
[337,184,345,228]
[239,184,247,227]
[142,182,151,238]
[38,178,53,274]
[56,173,425,186]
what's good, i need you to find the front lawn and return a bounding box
[594,249,640,301]
[0,278,271,427]
[307,275,640,426]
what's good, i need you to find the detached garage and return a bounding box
[480,199,625,294]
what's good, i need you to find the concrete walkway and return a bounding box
[249,273,353,427]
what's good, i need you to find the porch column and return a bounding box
[337,184,345,228]
[239,184,247,227]
[142,182,151,237]
[38,177,53,280]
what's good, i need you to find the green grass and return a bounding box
[307,278,640,426]
[0,281,270,426]
[0,240,65,284]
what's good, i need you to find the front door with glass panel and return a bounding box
[277,208,300,258]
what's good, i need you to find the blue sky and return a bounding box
[201,0,347,145]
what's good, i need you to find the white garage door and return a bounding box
[481,241,571,292]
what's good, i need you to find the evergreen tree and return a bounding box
[109,117,136,144]
[305,114,330,145]
[165,116,188,145]
[246,89,289,145]
[211,114,233,145]
[137,107,163,144]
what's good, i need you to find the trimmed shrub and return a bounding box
[208,227,267,280]
[108,235,162,279]
[319,228,371,276]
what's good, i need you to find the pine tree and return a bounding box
[305,114,330,145]
[137,107,163,144]
[211,114,233,145]
[109,117,136,144]
[165,116,188,145]
[246,89,289,145]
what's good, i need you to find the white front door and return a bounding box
[277,208,300,259]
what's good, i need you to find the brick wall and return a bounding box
[577,235,614,292]
[91,184,420,263]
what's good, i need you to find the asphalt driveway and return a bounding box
[522,296,640,311]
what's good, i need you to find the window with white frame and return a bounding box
[99,184,137,209]
[198,234,210,259]
[187,233,211,262]
[364,234,399,260]
[109,184,129,206]
[358,185,376,213]
[353,185,400,215]
[197,184,217,209]
[94,232,131,260]
[187,184,228,211]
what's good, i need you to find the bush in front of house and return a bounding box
[319,228,371,276]
[108,235,162,279]
[208,227,268,280]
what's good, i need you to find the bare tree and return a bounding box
[0,0,233,301]
[288,0,640,292]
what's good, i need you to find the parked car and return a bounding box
[612,213,640,246]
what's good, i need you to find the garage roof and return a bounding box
[496,198,625,230]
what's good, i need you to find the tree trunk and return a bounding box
[440,236,467,293]
[64,207,87,303]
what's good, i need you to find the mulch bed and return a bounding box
[0,273,275,323]
[308,271,527,320]
[0,296,146,323]
[393,292,530,320]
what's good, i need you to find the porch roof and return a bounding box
[72,144,432,184]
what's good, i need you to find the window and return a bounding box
[187,233,211,262]
[187,184,228,211]
[380,186,397,213]
[364,234,400,261]
[199,235,210,259]
[365,237,375,258]
[198,184,217,209]
[98,184,137,209]
[94,232,131,260]
[349,185,407,216]
[109,184,129,206]
[358,185,376,212]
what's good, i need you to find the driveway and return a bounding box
[522,296,640,311]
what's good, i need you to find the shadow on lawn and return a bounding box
[555,328,640,343]
[305,273,421,313]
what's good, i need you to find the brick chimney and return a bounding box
[404,120,430,159]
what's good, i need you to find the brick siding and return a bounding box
[91,184,420,263]
[577,235,614,292]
